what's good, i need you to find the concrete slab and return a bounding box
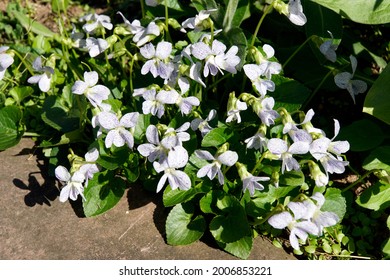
[0,138,295,260]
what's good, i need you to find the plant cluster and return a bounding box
[1,0,389,259]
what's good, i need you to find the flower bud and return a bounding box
[272,0,289,16]
[114,26,132,36]
[68,150,85,174]
[308,161,329,186]
[236,162,250,180]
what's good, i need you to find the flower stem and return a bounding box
[164,0,171,41]
[341,170,376,193]
[302,68,333,109]
[282,35,315,69]
[249,3,274,49]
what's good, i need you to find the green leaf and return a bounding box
[51,0,69,12]
[223,0,238,31]
[210,214,251,243]
[12,10,56,37]
[209,194,252,243]
[199,191,220,214]
[123,153,140,183]
[387,215,390,230]
[32,34,52,54]
[304,1,343,40]
[97,146,131,170]
[166,202,206,245]
[201,126,235,147]
[279,170,305,187]
[133,114,150,142]
[223,0,250,31]
[271,76,311,111]
[9,86,33,105]
[41,96,80,132]
[322,188,346,221]
[83,171,127,217]
[338,118,384,151]
[0,106,23,150]
[356,181,390,211]
[217,236,253,259]
[363,63,390,125]
[382,238,390,257]
[363,146,390,173]
[310,0,390,24]
[352,41,387,70]
[163,181,211,207]
[231,0,250,28]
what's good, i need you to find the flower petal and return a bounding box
[84,71,99,86]
[267,138,288,155]
[72,81,88,95]
[120,112,139,128]
[98,112,120,130]
[194,150,214,161]
[55,165,71,182]
[268,211,293,229]
[217,151,238,166]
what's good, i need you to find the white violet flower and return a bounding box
[310,119,350,175]
[140,42,174,80]
[0,46,14,80]
[267,138,310,174]
[153,146,191,192]
[191,40,240,77]
[161,122,191,149]
[138,124,169,163]
[84,37,109,57]
[72,71,110,107]
[236,162,270,196]
[97,111,139,149]
[181,9,216,32]
[319,31,338,63]
[191,109,217,137]
[287,0,307,26]
[195,149,238,185]
[268,203,318,250]
[27,57,54,92]
[245,132,268,152]
[55,166,86,202]
[139,88,179,118]
[243,64,275,97]
[252,97,280,126]
[334,55,367,103]
[79,148,100,184]
[226,92,247,123]
[80,13,113,34]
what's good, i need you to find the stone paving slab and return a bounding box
[0,138,295,260]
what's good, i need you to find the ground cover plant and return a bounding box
[0,0,389,259]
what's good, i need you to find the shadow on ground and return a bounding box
[0,138,296,260]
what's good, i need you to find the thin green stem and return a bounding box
[23,132,43,137]
[252,204,284,226]
[12,51,34,75]
[249,3,274,49]
[302,68,333,109]
[129,56,135,94]
[140,0,145,18]
[164,0,171,41]
[282,35,315,69]
[251,152,267,174]
[209,73,232,89]
[341,170,376,193]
